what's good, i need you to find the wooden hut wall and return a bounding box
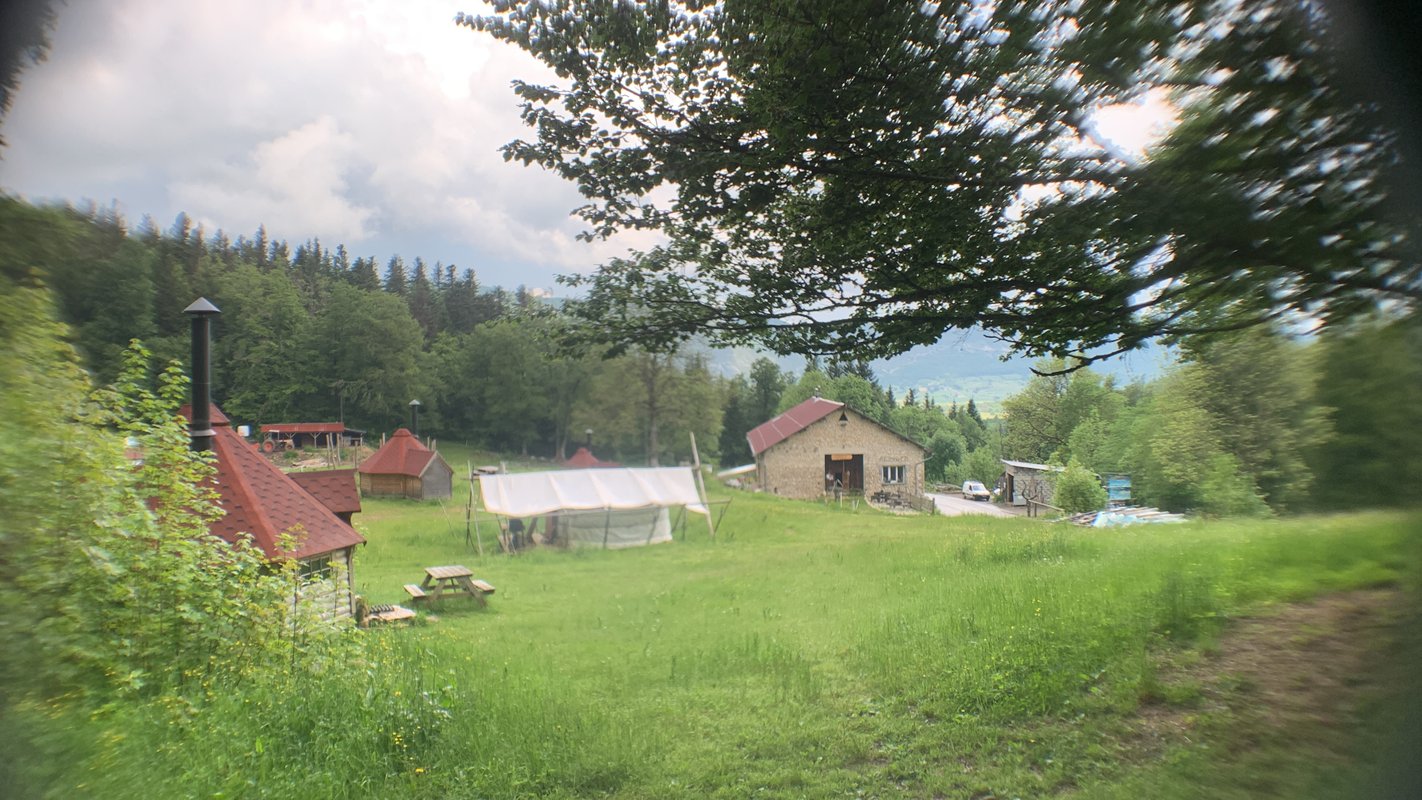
[296,547,355,621]
[422,461,453,500]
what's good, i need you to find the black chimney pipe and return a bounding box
[185,298,221,452]
[408,398,422,438]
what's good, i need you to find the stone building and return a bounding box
[747,396,928,501]
[1001,459,1064,507]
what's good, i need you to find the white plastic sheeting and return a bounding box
[558,507,674,549]
[479,467,709,518]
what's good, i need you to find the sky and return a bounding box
[0,0,1174,297]
[0,0,666,292]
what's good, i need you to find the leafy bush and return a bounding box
[1054,458,1107,513]
[1,282,341,703]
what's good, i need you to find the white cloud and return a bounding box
[0,0,628,288]
[171,116,375,242]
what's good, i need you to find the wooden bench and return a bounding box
[403,583,428,602]
[368,605,417,625]
[455,576,496,607]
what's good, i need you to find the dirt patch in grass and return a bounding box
[1131,588,1406,762]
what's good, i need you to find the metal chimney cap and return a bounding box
[184,297,221,316]
[409,399,422,407]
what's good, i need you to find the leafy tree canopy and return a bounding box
[465,0,1418,366]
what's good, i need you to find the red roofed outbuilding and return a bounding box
[561,446,620,469]
[746,396,928,501]
[358,428,453,500]
[288,469,362,524]
[259,422,364,450]
[182,405,366,620]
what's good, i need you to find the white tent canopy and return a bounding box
[479,467,710,518]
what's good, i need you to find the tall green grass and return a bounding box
[15,485,1419,799]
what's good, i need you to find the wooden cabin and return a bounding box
[357,428,453,501]
[182,405,367,621]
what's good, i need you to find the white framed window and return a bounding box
[299,555,333,584]
[881,465,906,485]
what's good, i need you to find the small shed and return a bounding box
[562,446,620,469]
[1000,459,1065,507]
[358,428,453,500]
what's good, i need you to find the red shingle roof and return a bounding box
[562,447,620,469]
[358,428,441,477]
[182,405,365,560]
[288,469,362,515]
[746,396,845,456]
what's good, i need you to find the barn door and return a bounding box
[824,454,864,492]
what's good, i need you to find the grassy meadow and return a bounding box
[15,454,1421,799]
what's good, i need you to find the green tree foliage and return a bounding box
[212,263,316,422]
[718,376,754,466]
[1177,325,1321,511]
[1120,369,1269,515]
[925,427,969,482]
[1311,314,1422,509]
[578,346,726,466]
[1053,459,1108,514]
[718,357,789,466]
[465,0,1419,364]
[1003,363,1119,464]
[0,281,334,704]
[2,194,739,463]
[383,255,407,295]
[311,284,427,430]
[0,0,59,146]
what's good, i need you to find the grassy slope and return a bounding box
[29,462,1422,799]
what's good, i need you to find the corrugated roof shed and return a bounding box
[260,422,346,434]
[746,396,845,456]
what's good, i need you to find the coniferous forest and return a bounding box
[4,194,1419,516]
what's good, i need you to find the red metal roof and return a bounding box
[746,396,845,456]
[562,447,620,469]
[357,428,441,477]
[288,469,362,515]
[181,405,365,560]
[260,422,346,434]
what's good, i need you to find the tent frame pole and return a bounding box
[690,432,716,540]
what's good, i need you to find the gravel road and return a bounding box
[926,492,1018,517]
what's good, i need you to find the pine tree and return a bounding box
[384,255,407,295]
[254,225,270,269]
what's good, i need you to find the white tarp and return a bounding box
[479,467,710,518]
[558,507,673,549]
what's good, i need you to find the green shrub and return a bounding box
[1054,458,1108,513]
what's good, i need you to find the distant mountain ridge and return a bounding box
[703,328,1169,414]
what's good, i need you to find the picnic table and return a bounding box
[404,565,495,608]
